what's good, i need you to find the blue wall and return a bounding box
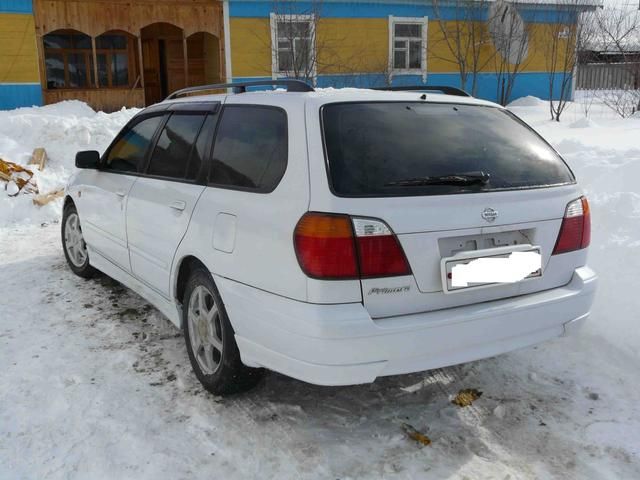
[232,72,571,103]
[0,84,42,110]
[0,0,32,13]
[229,0,575,23]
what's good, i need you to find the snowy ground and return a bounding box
[1,97,639,479]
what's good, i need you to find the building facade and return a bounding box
[0,0,597,111]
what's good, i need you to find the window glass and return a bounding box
[97,54,109,86]
[409,41,422,69]
[322,103,574,197]
[186,115,216,180]
[210,106,287,192]
[44,31,92,89]
[112,53,129,86]
[105,116,163,173]
[392,22,423,70]
[393,49,405,69]
[45,53,65,89]
[276,18,313,73]
[67,53,88,87]
[148,114,206,179]
[43,34,71,49]
[96,34,127,50]
[95,33,134,88]
[395,24,421,37]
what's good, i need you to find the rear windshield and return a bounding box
[321,102,574,197]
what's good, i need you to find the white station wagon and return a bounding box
[62,80,597,395]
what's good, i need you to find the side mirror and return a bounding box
[75,150,100,169]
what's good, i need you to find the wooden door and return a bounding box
[164,39,186,95]
[142,38,162,105]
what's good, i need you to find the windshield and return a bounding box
[321,102,574,197]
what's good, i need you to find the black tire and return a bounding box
[183,267,264,395]
[61,202,96,279]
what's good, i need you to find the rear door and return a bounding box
[310,100,584,318]
[126,104,218,297]
[80,114,164,270]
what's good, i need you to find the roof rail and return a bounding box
[165,79,314,100]
[373,85,471,97]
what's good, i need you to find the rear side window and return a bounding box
[105,115,163,173]
[322,103,574,197]
[187,115,216,180]
[147,113,207,179]
[209,105,287,192]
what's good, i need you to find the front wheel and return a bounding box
[183,268,263,395]
[61,203,96,278]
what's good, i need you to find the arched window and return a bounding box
[44,30,94,89]
[96,31,138,88]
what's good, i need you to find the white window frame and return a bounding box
[388,16,428,81]
[270,13,316,81]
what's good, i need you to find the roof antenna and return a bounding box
[420,94,427,100]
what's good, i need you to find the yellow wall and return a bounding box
[316,18,388,74]
[230,18,272,77]
[230,17,571,78]
[0,13,39,83]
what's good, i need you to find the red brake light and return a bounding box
[293,213,411,280]
[553,197,591,255]
[352,217,411,277]
[294,213,358,279]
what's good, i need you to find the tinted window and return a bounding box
[322,103,574,197]
[105,115,163,173]
[209,106,287,192]
[148,114,206,179]
[187,115,215,180]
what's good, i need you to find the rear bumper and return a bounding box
[215,266,597,386]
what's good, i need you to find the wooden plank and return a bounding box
[33,188,65,206]
[43,88,145,112]
[28,148,48,170]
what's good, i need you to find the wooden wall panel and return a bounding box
[33,0,223,38]
[43,88,144,112]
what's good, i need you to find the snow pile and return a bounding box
[0,101,138,225]
[569,117,598,129]
[506,95,546,107]
[508,97,640,358]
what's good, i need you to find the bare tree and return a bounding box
[430,0,495,96]
[262,0,389,87]
[543,1,598,121]
[488,1,534,106]
[267,0,321,83]
[592,6,640,117]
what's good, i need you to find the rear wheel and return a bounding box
[61,203,96,278]
[183,267,263,395]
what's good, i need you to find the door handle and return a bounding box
[169,200,186,211]
[115,190,127,198]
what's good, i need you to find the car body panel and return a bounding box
[64,87,597,386]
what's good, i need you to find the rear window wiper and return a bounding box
[384,172,490,187]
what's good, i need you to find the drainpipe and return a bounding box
[223,0,232,84]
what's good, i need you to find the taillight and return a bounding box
[352,217,411,278]
[552,197,591,255]
[294,213,358,279]
[293,213,411,280]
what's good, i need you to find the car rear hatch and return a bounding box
[313,100,588,318]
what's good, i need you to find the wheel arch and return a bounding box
[63,194,75,210]
[174,255,211,307]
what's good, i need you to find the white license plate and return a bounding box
[441,245,542,293]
